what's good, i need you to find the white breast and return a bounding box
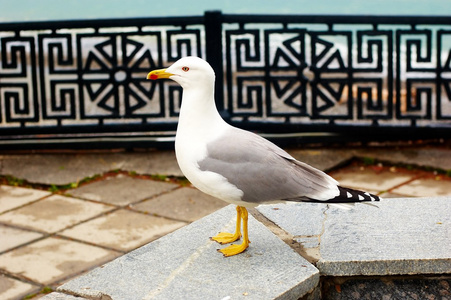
[175,121,244,204]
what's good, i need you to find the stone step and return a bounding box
[46,205,319,300]
[44,197,451,299]
[257,197,451,276]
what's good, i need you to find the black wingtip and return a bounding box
[329,186,380,203]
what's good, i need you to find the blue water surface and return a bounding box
[1,0,450,22]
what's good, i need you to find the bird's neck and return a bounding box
[174,85,228,170]
[177,86,227,135]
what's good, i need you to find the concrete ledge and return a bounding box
[257,197,451,276]
[51,205,319,300]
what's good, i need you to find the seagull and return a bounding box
[147,56,380,257]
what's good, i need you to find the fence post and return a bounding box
[204,10,226,116]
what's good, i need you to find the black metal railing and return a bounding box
[0,11,450,148]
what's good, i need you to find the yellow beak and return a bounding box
[147,68,174,80]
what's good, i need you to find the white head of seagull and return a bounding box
[147,56,381,257]
[147,56,215,91]
[147,56,222,131]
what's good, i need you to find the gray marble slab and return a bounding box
[258,198,451,276]
[56,205,319,300]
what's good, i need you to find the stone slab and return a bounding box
[0,185,51,213]
[330,165,414,192]
[69,175,178,206]
[285,147,451,173]
[0,237,120,285]
[60,209,186,251]
[356,147,451,171]
[0,274,39,300]
[0,151,182,185]
[286,149,353,172]
[132,186,227,222]
[0,224,43,253]
[319,197,451,276]
[57,205,319,300]
[258,198,451,276]
[258,203,326,237]
[391,177,451,197]
[0,195,113,233]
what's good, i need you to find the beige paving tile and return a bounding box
[0,195,113,233]
[69,175,178,205]
[0,185,51,213]
[391,177,451,197]
[60,209,186,251]
[0,224,43,253]
[331,167,415,192]
[378,191,413,198]
[0,237,120,285]
[0,274,39,300]
[132,187,227,222]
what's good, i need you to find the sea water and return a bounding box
[1,0,450,22]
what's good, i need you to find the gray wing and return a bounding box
[198,127,339,205]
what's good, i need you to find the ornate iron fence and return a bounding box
[0,11,450,148]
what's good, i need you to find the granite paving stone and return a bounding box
[391,177,451,197]
[258,198,451,277]
[0,224,43,253]
[0,195,113,233]
[0,185,51,213]
[60,209,187,251]
[257,203,326,237]
[0,274,39,300]
[0,237,120,285]
[318,197,451,276]
[257,203,326,261]
[132,186,227,222]
[57,205,320,300]
[69,175,178,206]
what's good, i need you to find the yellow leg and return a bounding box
[211,206,242,244]
[217,206,250,257]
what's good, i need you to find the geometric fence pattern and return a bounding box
[0,19,204,133]
[223,15,451,128]
[0,12,450,146]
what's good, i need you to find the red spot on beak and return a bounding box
[150,74,158,80]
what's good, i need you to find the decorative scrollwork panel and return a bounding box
[438,30,451,119]
[396,29,438,121]
[77,33,161,119]
[266,30,308,118]
[39,34,77,121]
[0,37,38,124]
[0,13,450,146]
[353,30,393,120]
[226,29,265,118]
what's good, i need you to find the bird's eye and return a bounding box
[182,66,189,72]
